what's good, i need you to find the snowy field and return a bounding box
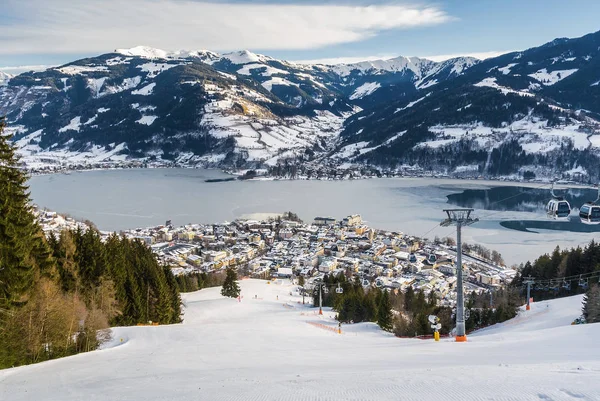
[1,280,599,401]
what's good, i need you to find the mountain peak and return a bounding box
[0,71,12,86]
[221,50,272,65]
[115,46,172,59]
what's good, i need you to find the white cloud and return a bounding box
[1,0,452,55]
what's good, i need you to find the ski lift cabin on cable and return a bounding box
[546,182,571,220]
[579,186,600,225]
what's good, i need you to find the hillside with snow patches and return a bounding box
[1,279,598,401]
[337,31,600,180]
[1,31,600,177]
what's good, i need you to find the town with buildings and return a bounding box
[96,212,517,307]
[34,207,517,307]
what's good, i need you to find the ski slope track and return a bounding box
[1,280,599,401]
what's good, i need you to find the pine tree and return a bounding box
[404,286,414,311]
[0,117,53,311]
[377,290,393,332]
[221,267,241,298]
[583,284,600,323]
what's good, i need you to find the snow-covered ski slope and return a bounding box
[1,280,599,401]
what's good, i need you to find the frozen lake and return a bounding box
[28,168,598,266]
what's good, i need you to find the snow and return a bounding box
[87,77,108,98]
[14,129,43,149]
[116,46,171,59]
[199,88,348,163]
[415,79,437,90]
[222,50,270,65]
[498,63,517,75]
[331,56,432,78]
[131,83,156,96]
[448,57,478,75]
[528,68,578,86]
[1,281,599,401]
[60,77,71,92]
[261,77,300,92]
[105,56,132,66]
[339,130,408,157]
[395,94,428,113]
[56,65,109,75]
[589,135,600,148]
[474,77,534,97]
[454,164,479,173]
[0,71,12,86]
[217,71,237,80]
[591,80,600,87]
[84,115,97,126]
[97,107,110,113]
[115,46,219,62]
[294,72,327,89]
[420,117,592,153]
[135,115,158,125]
[58,116,82,133]
[236,63,288,77]
[336,141,370,158]
[349,82,381,100]
[102,76,142,95]
[564,165,587,176]
[137,62,178,78]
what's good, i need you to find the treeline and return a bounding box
[175,271,226,293]
[0,118,181,369]
[312,274,393,331]
[313,272,520,337]
[513,241,600,323]
[395,286,519,336]
[462,243,505,265]
[513,241,600,301]
[48,229,182,327]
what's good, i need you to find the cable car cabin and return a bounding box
[546,198,571,220]
[579,203,600,225]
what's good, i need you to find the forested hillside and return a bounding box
[315,272,520,337]
[513,240,600,322]
[0,118,181,369]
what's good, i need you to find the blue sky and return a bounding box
[2,0,600,72]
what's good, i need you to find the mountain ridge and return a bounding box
[1,31,600,180]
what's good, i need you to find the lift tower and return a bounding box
[441,209,478,342]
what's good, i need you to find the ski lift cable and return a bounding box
[524,270,600,286]
[475,182,552,222]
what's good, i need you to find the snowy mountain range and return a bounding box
[0,72,13,86]
[1,31,600,179]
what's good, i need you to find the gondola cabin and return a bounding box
[579,203,600,225]
[546,198,571,220]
